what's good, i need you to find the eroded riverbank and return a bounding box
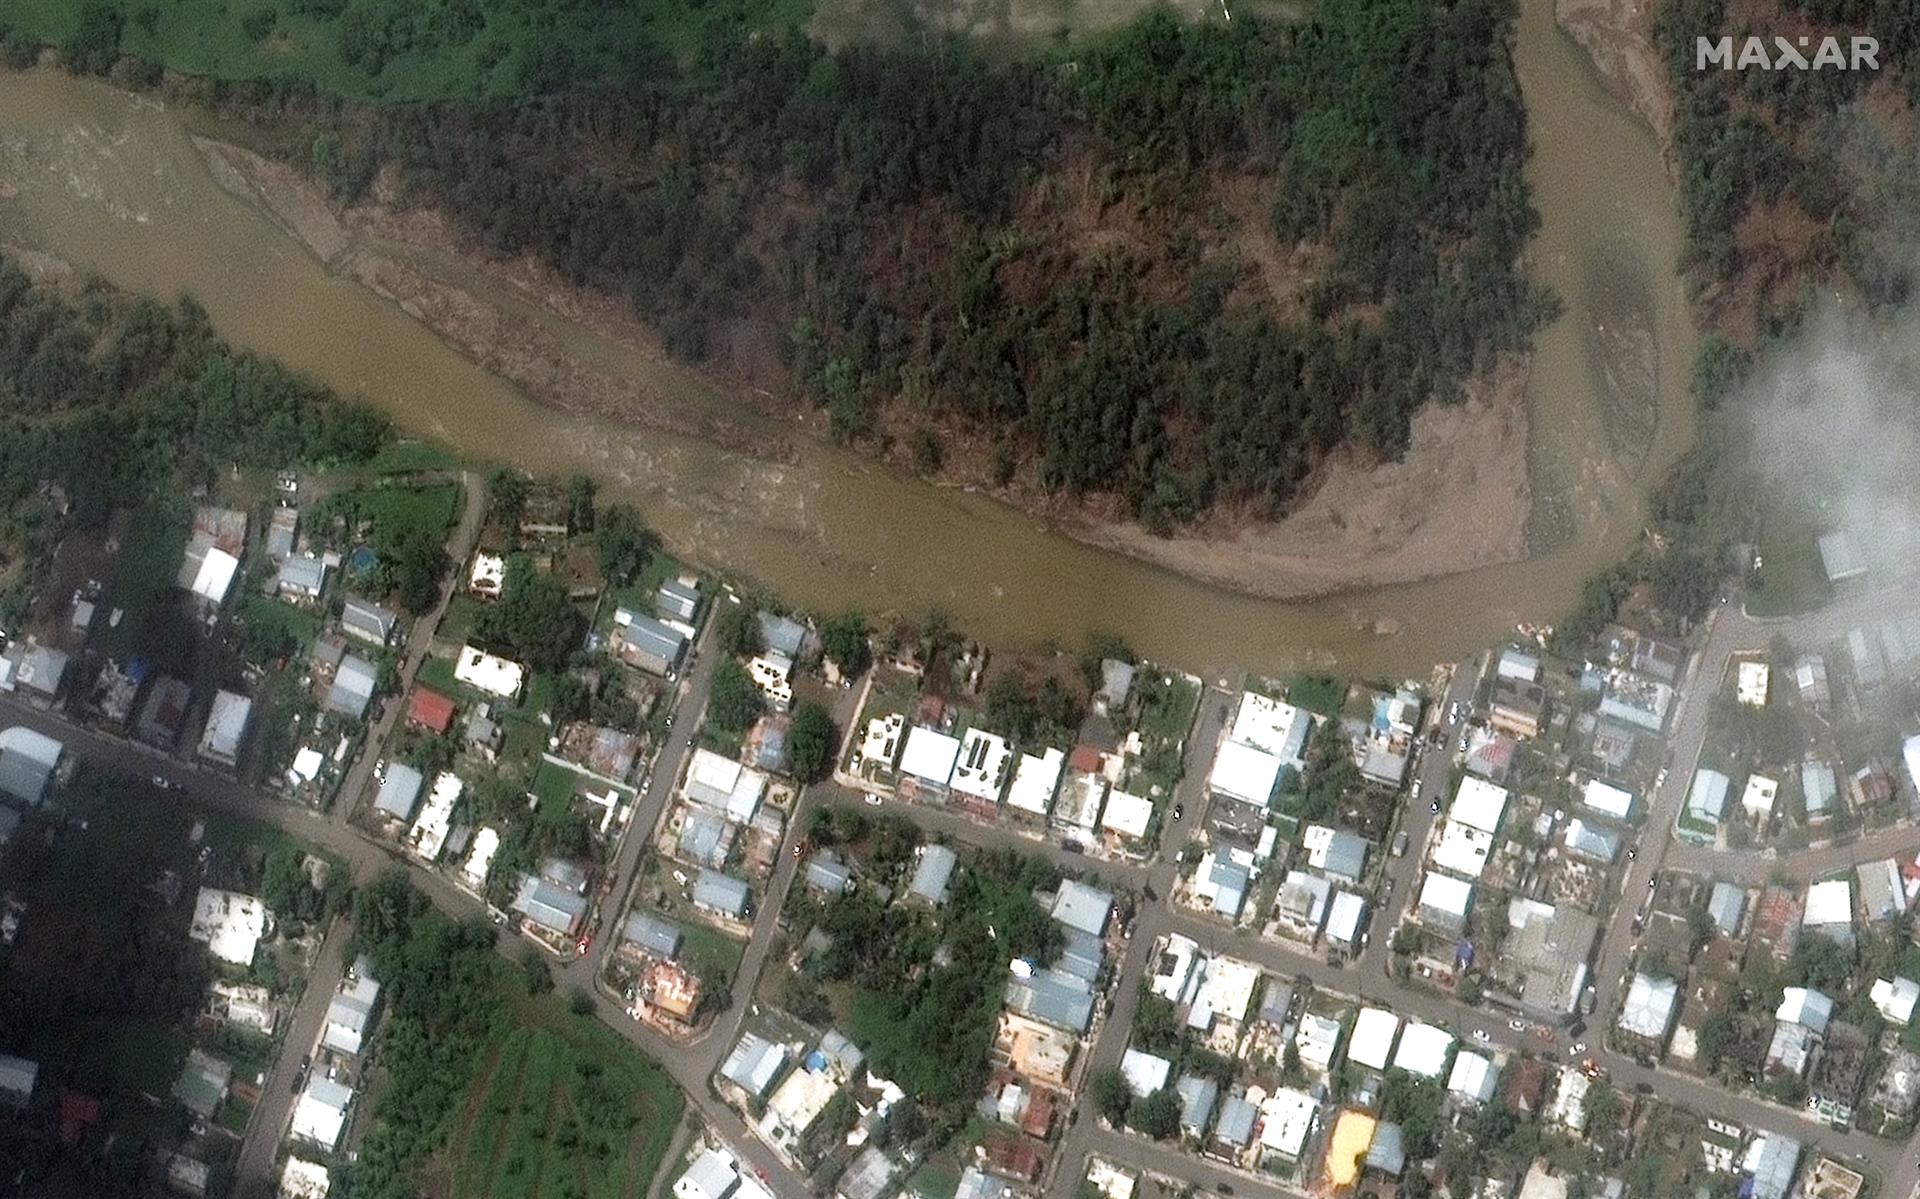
[0,0,1694,677]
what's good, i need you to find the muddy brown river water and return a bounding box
[0,0,1695,679]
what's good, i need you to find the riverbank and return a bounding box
[193,136,798,464]
[194,130,1541,602]
[1557,0,1675,159]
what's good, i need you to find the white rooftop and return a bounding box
[950,728,1012,802]
[1431,819,1493,879]
[1617,973,1678,1040]
[1229,691,1312,761]
[1208,739,1284,807]
[1260,1087,1319,1157]
[1392,1022,1454,1078]
[1447,1050,1497,1102]
[1804,879,1853,927]
[1294,1012,1343,1072]
[1006,748,1064,815]
[1737,661,1771,706]
[1873,977,1920,1026]
[279,1157,331,1199]
[407,772,463,862]
[1741,774,1779,817]
[1349,1007,1402,1070]
[900,726,961,786]
[1418,871,1474,919]
[1100,790,1154,839]
[454,645,526,698]
[1582,779,1634,820]
[190,888,269,967]
[1120,1048,1172,1097]
[1451,776,1510,833]
[464,826,500,888]
[290,1079,352,1149]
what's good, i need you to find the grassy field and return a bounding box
[97,496,190,660]
[444,981,684,1199]
[1748,516,1833,619]
[347,482,463,548]
[10,0,816,101]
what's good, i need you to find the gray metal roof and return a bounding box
[1321,829,1369,880]
[512,876,587,935]
[909,845,957,905]
[621,912,683,958]
[327,655,378,718]
[719,1031,785,1095]
[0,1054,35,1105]
[757,612,806,659]
[677,810,731,868]
[805,853,852,895]
[375,765,424,819]
[278,556,327,595]
[656,579,701,620]
[0,751,52,807]
[1004,968,1094,1032]
[1176,1073,1218,1132]
[1213,1094,1257,1146]
[1367,1121,1407,1174]
[692,870,749,916]
[1708,882,1746,934]
[341,596,397,642]
[1054,928,1104,983]
[1051,879,1113,936]
[617,613,686,667]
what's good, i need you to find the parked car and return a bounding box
[1392,831,1410,857]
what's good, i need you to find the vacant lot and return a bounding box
[444,988,683,1199]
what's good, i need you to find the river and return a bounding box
[0,0,1694,681]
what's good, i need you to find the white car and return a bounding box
[863,795,884,807]
[1472,1029,1491,1044]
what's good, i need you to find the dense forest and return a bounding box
[21,0,1555,529]
[0,258,391,623]
[368,0,1552,526]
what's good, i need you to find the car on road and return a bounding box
[1458,731,1470,753]
[1392,831,1410,857]
[1654,766,1669,789]
[863,794,883,807]
[1567,1042,1587,1057]
[1471,1029,1491,1043]
[1429,799,1440,813]
[1508,1018,1527,1032]
[1171,803,1184,821]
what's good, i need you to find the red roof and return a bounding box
[409,688,456,732]
[1068,745,1103,774]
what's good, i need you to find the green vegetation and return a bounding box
[706,660,767,734]
[473,554,586,671]
[344,872,682,1199]
[18,0,1553,527]
[311,482,459,612]
[820,609,872,678]
[797,846,1060,1135]
[788,700,836,783]
[0,260,389,635]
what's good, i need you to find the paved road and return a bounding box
[232,916,351,1196]
[330,471,486,828]
[1362,655,1481,974]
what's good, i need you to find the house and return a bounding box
[951,729,1013,809]
[1432,818,1493,878]
[1859,858,1906,921]
[908,845,959,905]
[692,870,751,920]
[1349,1007,1402,1070]
[1099,790,1154,845]
[1506,900,1599,1017]
[341,596,398,645]
[1582,779,1635,820]
[1121,1048,1173,1097]
[407,772,462,862]
[1802,761,1839,821]
[326,654,379,719]
[720,1032,788,1098]
[1598,672,1674,732]
[0,1055,34,1110]
[454,645,526,699]
[611,610,688,676]
[1325,891,1367,949]
[374,764,425,821]
[512,876,588,938]
[1293,1012,1343,1073]
[276,555,329,600]
[290,1078,352,1149]
[1391,1022,1454,1079]
[1742,1132,1802,1199]
[1708,882,1748,935]
[468,552,507,599]
[1302,825,1368,883]
[623,912,684,959]
[1213,1093,1261,1156]
[280,1158,331,1199]
[1617,973,1679,1043]
[1562,819,1620,863]
[1769,988,1833,1075]
[678,810,734,869]
[178,526,243,606]
[835,1146,896,1199]
[656,578,702,623]
[1275,871,1331,939]
[322,958,382,1056]
[1052,880,1113,937]
[1452,775,1510,833]
[1804,879,1854,939]
[1683,768,1731,833]
[190,888,269,966]
[1095,659,1135,714]
[1490,675,1548,739]
[266,505,297,561]
[1004,968,1095,1033]
[1006,748,1063,817]
[1417,871,1473,933]
[757,612,807,660]
[208,981,276,1034]
[1176,1073,1218,1137]
[1207,739,1284,809]
[0,727,62,808]
[198,691,253,765]
[1449,1051,1498,1103]
[172,1049,231,1119]
[682,749,767,823]
[1741,774,1780,819]
[1818,531,1866,582]
[806,852,853,896]
[1875,978,1920,1026]
[1795,655,1832,706]
[1498,647,1542,682]
[1738,661,1771,706]
[135,676,194,749]
[900,726,962,794]
[408,689,456,734]
[674,1148,739,1199]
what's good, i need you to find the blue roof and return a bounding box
[757,613,806,659]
